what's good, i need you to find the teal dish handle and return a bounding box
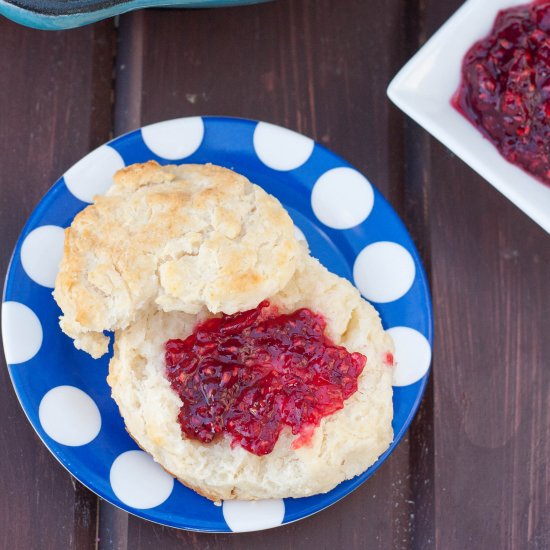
[0,0,272,30]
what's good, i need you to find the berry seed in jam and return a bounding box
[452,0,550,185]
[165,301,367,456]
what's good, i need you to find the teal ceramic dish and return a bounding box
[0,0,270,30]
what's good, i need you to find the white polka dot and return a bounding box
[110,450,174,509]
[353,241,415,303]
[311,167,374,229]
[253,122,314,171]
[293,225,307,243]
[20,225,65,288]
[39,386,101,446]
[223,499,285,532]
[64,145,125,203]
[387,327,432,387]
[142,117,204,160]
[1,302,43,364]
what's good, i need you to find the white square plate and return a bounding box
[388,0,550,234]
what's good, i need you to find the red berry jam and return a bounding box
[165,301,367,456]
[452,0,550,185]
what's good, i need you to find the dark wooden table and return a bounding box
[1,1,549,548]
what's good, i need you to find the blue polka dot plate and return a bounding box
[2,116,433,532]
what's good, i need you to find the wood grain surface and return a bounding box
[0,19,115,550]
[1,0,549,548]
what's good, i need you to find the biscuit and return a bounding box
[108,248,394,501]
[53,162,300,358]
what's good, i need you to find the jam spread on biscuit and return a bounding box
[452,0,550,185]
[165,300,366,456]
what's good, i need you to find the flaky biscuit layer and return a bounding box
[54,162,299,357]
[108,249,394,501]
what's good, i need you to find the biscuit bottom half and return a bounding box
[108,250,394,501]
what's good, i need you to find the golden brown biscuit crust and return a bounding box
[54,161,299,357]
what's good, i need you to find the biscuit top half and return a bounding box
[53,161,300,358]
